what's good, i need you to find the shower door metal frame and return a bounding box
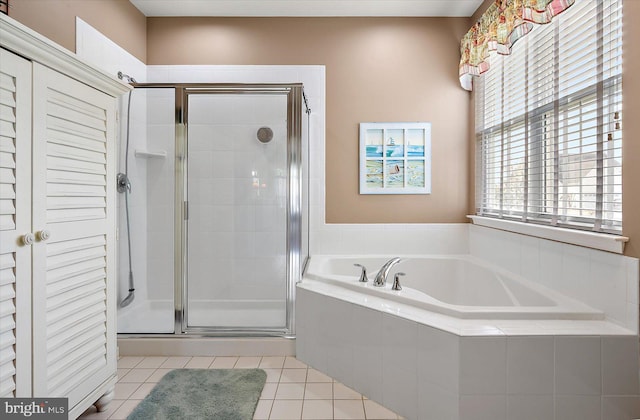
[169,83,304,337]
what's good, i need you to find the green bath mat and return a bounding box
[127,368,267,420]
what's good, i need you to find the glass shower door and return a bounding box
[185,92,289,330]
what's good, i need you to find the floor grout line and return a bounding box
[83,355,401,419]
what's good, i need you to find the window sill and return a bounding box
[467,215,629,254]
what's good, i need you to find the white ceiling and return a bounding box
[129,0,484,17]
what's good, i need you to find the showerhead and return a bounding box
[257,126,273,143]
[120,290,135,308]
[117,71,137,84]
[120,271,135,308]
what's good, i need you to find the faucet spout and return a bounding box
[373,257,402,287]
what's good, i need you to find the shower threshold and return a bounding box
[117,299,290,335]
[117,335,296,357]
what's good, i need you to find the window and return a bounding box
[475,0,623,234]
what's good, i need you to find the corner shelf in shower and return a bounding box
[135,149,167,158]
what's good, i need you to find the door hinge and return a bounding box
[184,201,189,220]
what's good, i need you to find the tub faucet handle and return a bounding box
[353,264,368,283]
[392,272,405,291]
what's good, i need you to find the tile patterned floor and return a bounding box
[78,356,403,420]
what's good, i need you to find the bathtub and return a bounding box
[297,256,638,420]
[302,255,604,320]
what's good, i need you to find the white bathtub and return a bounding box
[302,255,604,320]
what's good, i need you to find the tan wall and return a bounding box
[622,2,640,258]
[147,17,471,223]
[8,0,146,62]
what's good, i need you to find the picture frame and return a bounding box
[359,122,431,195]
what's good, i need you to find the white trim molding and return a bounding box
[468,215,629,254]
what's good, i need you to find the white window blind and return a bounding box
[475,0,623,234]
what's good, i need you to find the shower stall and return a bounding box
[116,84,309,337]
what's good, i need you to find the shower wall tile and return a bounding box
[76,18,147,83]
[145,123,174,302]
[146,95,175,125]
[148,65,324,269]
[233,206,256,232]
[208,232,234,259]
[189,152,214,178]
[234,233,256,258]
[255,205,285,232]
[146,259,173,300]
[145,204,172,231]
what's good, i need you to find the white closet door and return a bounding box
[0,48,32,398]
[31,63,116,406]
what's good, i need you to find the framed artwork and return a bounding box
[359,122,431,194]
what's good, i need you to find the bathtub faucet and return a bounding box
[373,257,402,287]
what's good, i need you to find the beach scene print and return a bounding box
[366,128,425,159]
[385,160,404,187]
[406,129,425,157]
[360,122,431,194]
[365,129,384,157]
[366,160,383,188]
[407,160,425,188]
[385,129,404,158]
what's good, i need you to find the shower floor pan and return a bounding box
[117,299,287,334]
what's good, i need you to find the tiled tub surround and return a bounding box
[469,224,639,333]
[297,234,640,419]
[297,287,640,420]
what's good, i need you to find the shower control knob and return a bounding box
[37,230,51,242]
[21,233,35,246]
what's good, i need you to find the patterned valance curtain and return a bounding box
[459,0,574,91]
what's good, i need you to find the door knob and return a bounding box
[21,233,35,246]
[37,230,51,242]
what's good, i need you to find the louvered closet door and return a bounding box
[31,64,116,406]
[0,48,32,398]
